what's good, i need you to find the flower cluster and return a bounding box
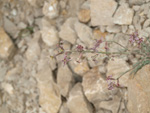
[106,75,124,90]
[129,31,143,46]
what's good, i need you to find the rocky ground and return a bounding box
[0,0,150,113]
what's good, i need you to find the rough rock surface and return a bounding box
[0,27,16,59]
[67,83,93,113]
[127,65,150,113]
[113,3,134,25]
[90,0,118,26]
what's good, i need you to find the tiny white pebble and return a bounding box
[49,6,53,11]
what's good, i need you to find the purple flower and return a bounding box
[91,39,102,51]
[62,52,71,65]
[76,45,84,52]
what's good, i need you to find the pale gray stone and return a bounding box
[127,66,150,113]
[114,3,134,25]
[41,26,59,47]
[43,1,59,19]
[90,0,117,26]
[0,28,16,59]
[59,18,78,44]
[57,64,74,97]
[74,22,93,47]
[106,25,121,33]
[129,0,146,5]
[67,83,93,113]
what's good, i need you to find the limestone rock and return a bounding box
[43,1,59,19]
[3,17,19,38]
[90,0,117,26]
[68,0,85,16]
[67,83,93,113]
[25,32,41,61]
[107,58,130,87]
[57,64,74,97]
[0,27,16,59]
[59,18,78,44]
[113,3,134,25]
[59,102,70,113]
[36,67,61,113]
[93,29,107,40]
[129,0,146,5]
[97,95,121,113]
[127,65,150,113]
[69,59,90,76]
[106,25,121,33]
[41,27,59,47]
[1,82,14,95]
[78,9,91,23]
[74,22,93,47]
[82,67,116,106]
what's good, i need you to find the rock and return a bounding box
[37,49,57,71]
[106,25,121,33]
[43,1,59,19]
[0,106,9,113]
[93,29,107,40]
[74,22,93,47]
[0,27,16,59]
[59,102,70,113]
[97,95,121,113]
[59,18,78,44]
[1,82,14,95]
[129,0,146,5]
[143,19,150,28]
[78,9,91,23]
[82,67,117,106]
[69,59,90,76]
[90,0,117,26]
[113,3,134,25]
[121,26,128,33]
[3,17,19,38]
[107,58,130,87]
[25,31,41,61]
[36,67,61,113]
[127,65,150,113]
[67,83,93,113]
[41,26,59,47]
[68,0,85,16]
[57,64,74,97]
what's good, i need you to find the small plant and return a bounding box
[51,31,150,90]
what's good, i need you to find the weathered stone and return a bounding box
[121,26,128,33]
[127,65,150,113]
[3,17,19,38]
[0,27,16,59]
[67,83,93,113]
[78,9,91,23]
[74,22,93,47]
[113,3,134,25]
[97,95,121,113]
[37,49,57,71]
[59,102,70,113]
[90,0,117,26]
[41,26,59,47]
[36,67,61,113]
[25,32,41,61]
[43,1,59,19]
[106,25,121,33]
[107,58,130,87]
[82,67,116,106]
[69,59,90,76]
[93,29,107,40]
[129,0,146,5]
[59,18,78,44]
[57,64,74,97]
[68,0,85,16]
[1,82,14,95]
